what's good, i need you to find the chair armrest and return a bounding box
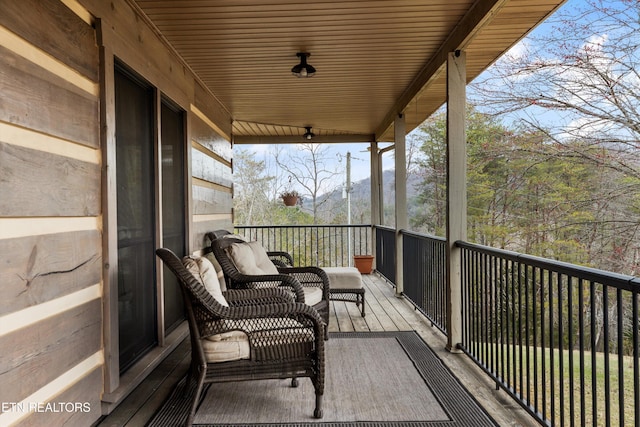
[267,251,294,267]
[228,272,306,303]
[224,287,295,306]
[277,266,330,300]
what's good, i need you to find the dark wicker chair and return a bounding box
[156,248,325,426]
[206,230,331,336]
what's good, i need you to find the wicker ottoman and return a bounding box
[322,267,366,317]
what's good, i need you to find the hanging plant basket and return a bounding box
[353,255,374,274]
[280,191,301,207]
[282,195,298,206]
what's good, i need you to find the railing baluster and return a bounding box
[634,289,639,427]
[559,273,565,427]
[579,277,586,427]
[533,265,539,414]
[541,268,547,422]
[499,256,506,385]
[508,261,529,399]
[604,287,610,427]
[568,275,574,427]
[591,280,597,426]
[617,289,624,427]
[549,269,555,425]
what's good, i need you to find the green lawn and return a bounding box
[470,343,636,426]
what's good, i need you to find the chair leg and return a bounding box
[291,377,299,387]
[314,393,324,418]
[186,370,207,427]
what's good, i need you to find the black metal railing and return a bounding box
[402,230,448,334]
[235,224,640,426]
[234,224,372,267]
[457,241,640,427]
[374,225,396,283]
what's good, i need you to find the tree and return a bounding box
[275,144,342,223]
[470,0,640,275]
[411,110,448,235]
[233,148,276,225]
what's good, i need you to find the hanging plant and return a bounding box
[280,190,301,206]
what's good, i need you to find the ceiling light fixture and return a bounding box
[291,52,316,78]
[303,126,315,140]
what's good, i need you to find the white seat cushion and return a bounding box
[304,287,324,306]
[322,267,363,289]
[201,330,250,362]
[183,255,229,307]
[201,318,311,362]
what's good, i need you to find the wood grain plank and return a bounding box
[0,230,101,316]
[328,302,340,333]
[192,184,232,215]
[333,300,355,332]
[101,339,190,426]
[191,116,232,163]
[191,148,232,188]
[361,275,403,331]
[0,142,100,216]
[360,299,385,332]
[18,367,103,427]
[193,82,232,140]
[0,47,99,148]
[0,299,102,404]
[192,219,232,252]
[0,0,98,81]
[365,275,413,330]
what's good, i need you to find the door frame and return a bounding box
[100,49,191,406]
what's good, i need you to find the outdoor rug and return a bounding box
[147,331,497,426]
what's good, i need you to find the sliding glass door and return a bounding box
[114,66,157,373]
[161,100,186,333]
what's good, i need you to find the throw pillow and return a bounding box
[183,255,229,307]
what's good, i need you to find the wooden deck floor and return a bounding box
[95,273,537,427]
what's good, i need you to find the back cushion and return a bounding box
[183,256,229,307]
[202,252,227,291]
[248,241,279,275]
[227,241,279,275]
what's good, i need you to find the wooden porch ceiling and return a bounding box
[133,0,565,143]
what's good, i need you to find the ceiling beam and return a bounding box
[233,134,375,145]
[374,0,508,140]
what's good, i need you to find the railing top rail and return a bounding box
[399,228,447,242]
[373,225,395,232]
[456,240,638,290]
[235,224,372,229]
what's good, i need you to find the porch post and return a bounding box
[370,141,381,227]
[446,50,467,352]
[370,141,381,269]
[394,114,407,296]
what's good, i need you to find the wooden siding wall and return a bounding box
[190,103,234,250]
[81,0,234,254]
[0,1,103,426]
[0,0,234,425]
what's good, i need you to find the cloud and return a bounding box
[502,39,530,63]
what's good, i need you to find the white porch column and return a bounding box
[394,114,407,296]
[370,141,381,227]
[446,50,467,351]
[370,141,381,269]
